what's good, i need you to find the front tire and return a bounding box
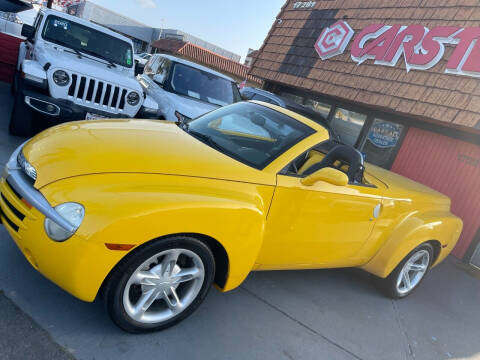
[382,243,433,299]
[103,236,215,333]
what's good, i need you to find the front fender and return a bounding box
[360,210,463,278]
[22,59,47,81]
[40,173,274,299]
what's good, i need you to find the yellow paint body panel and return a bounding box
[1,102,463,302]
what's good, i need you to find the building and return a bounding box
[244,48,259,67]
[64,1,241,60]
[250,0,480,267]
[68,1,154,52]
[152,39,262,86]
[158,29,241,62]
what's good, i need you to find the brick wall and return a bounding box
[250,0,480,130]
[0,33,22,83]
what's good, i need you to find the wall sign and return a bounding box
[315,20,480,78]
[367,120,402,148]
[458,154,480,167]
[293,1,316,9]
[315,20,354,60]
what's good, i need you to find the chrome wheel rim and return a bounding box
[123,248,205,324]
[396,249,430,295]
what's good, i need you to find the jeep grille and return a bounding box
[68,74,128,112]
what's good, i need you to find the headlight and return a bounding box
[44,202,84,242]
[175,111,191,124]
[52,70,70,86]
[17,151,37,181]
[127,92,140,106]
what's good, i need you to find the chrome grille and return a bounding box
[67,74,128,112]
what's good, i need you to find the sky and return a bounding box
[86,0,285,60]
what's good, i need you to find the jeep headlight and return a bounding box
[53,70,70,86]
[17,151,37,181]
[127,91,140,106]
[44,202,85,242]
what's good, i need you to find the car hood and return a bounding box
[22,119,273,189]
[164,91,220,119]
[366,164,451,207]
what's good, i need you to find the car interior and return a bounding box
[284,142,373,186]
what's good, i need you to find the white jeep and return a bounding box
[10,8,157,136]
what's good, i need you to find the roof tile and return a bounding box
[250,0,480,129]
[453,111,479,127]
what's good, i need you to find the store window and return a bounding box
[280,91,332,119]
[360,119,404,168]
[330,108,367,147]
[304,99,331,119]
[252,93,278,105]
[280,91,304,105]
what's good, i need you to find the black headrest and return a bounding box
[303,145,364,183]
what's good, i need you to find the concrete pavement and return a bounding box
[1,82,480,360]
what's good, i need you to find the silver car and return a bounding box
[0,11,23,37]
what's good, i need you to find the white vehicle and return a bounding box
[134,52,152,66]
[138,54,241,122]
[0,11,23,36]
[10,8,158,136]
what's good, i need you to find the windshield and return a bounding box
[41,15,133,68]
[170,63,241,106]
[183,102,315,169]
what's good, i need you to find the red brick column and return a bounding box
[0,33,23,83]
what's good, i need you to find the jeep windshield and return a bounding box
[170,63,241,106]
[41,15,133,68]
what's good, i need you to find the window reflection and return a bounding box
[330,108,367,146]
[304,99,331,119]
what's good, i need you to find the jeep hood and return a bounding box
[22,119,273,189]
[36,42,141,91]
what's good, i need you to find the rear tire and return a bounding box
[381,243,433,299]
[103,235,215,333]
[9,83,34,137]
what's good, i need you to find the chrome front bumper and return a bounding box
[2,143,76,233]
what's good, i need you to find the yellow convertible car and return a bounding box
[0,101,462,333]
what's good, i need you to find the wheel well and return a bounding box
[99,232,229,300]
[183,233,229,289]
[426,240,442,264]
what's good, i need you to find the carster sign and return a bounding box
[315,20,480,78]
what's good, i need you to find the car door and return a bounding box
[257,168,385,269]
[140,56,171,111]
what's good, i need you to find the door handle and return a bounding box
[370,204,382,221]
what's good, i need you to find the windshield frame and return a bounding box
[166,62,240,106]
[181,102,316,170]
[41,14,134,68]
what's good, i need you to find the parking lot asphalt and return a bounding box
[1,81,480,360]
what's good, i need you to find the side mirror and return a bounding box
[21,24,35,40]
[134,62,143,76]
[153,73,166,86]
[301,167,349,187]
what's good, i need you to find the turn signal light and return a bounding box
[105,243,136,251]
[21,198,32,209]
